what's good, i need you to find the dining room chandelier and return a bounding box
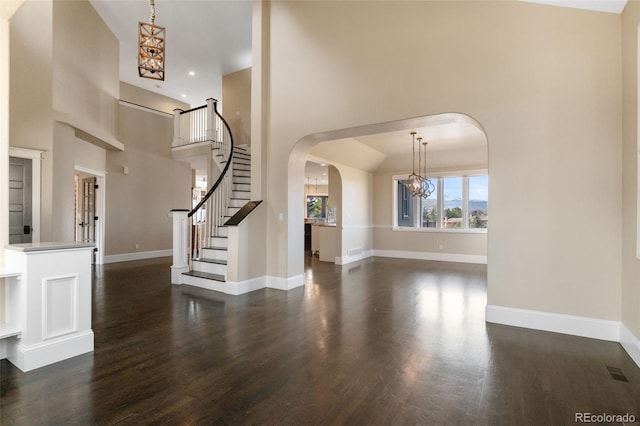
[138,0,165,81]
[405,131,436,198]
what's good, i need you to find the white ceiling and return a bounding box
[520,0,627,14]
[89,0,252,107]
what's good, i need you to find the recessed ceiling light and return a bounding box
[322,172,327,176]
[188,71,196,76]
[320,163,326,166]
[181,94,187,98]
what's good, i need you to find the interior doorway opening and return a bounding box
[288,112,489,280]
[74,169,105,264]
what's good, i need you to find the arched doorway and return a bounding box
[287,112,488,280]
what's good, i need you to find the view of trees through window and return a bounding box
[307,196,328,219]
[397,174,488,230]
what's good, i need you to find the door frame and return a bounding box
[75,166,105,265]
[9,147,41,243]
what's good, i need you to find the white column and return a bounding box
[1,15,10,266]
[171,210,190,284]
[172,108,183,146]
[206,98,216,142]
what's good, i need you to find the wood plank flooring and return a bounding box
[1,255,639,425]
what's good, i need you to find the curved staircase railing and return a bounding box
[181,99,234,259]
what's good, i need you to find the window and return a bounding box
[443,177,462,229]
[395,173,488,231]
[420,183,438,228]
[468,175,488,229]
[307,195,328,219]
[397,181,414,227]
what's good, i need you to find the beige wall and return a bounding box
[336,163,372,257]
[264,1,621,321]
[75,138,106,173]
[120,82,189,115]
[10,0,119,242]
[222,68,252,147]
[106,102,190,256]
[9,0,54,240]
[52,0,118,141]
[622,1,640,340]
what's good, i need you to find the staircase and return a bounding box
[170,98,260,292]
[181,146,251,288]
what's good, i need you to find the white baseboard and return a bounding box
[485,304,620,342]
[226,276,267,295]
[267,274,304,291]
[373,249,487,264]
[486,305,640,369]
[335,250,373,265]
[183,274,305,295]
[104,249,172,264]
[0,340,5,359]
[620,324,640,368]
[6,330,94,372]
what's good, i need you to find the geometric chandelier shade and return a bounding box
[405,131,436,199]
[138,0,165,81]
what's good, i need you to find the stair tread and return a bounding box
[202,246,228,251]
[192,258,227,265]
[183,270,226,282]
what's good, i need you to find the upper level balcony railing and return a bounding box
[172,98,226,152]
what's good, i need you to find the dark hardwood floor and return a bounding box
[1,255,639,425]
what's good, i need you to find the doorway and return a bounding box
[74,169,105,264]
[8,156,32,244]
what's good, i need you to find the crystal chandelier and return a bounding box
[405,131,435,198]
[138,0,165,81]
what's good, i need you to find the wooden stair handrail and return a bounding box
[188,99,234,218]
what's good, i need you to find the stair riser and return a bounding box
[227,207,241,216]
[192,261,227,275]
[232,192,251,200]
[201,248,227,261]
[234,170,250,177]
[181,274,227,291]
[215,227,228,237]
[233,176,251,185]
[229,199,246,208]
[233,183,250,192]
[210,236,228,247]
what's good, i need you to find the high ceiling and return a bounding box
[89,0,627,183]
[89,0,626,108]
[89,0,252,107]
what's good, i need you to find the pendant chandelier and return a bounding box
[138,0,165,81]
[405,131,435,198]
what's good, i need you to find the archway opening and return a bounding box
[287,112,489,282]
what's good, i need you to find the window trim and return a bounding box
[392,170,488,233]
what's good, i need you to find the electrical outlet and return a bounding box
[135,243,140,250]
[438,244,444,251]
